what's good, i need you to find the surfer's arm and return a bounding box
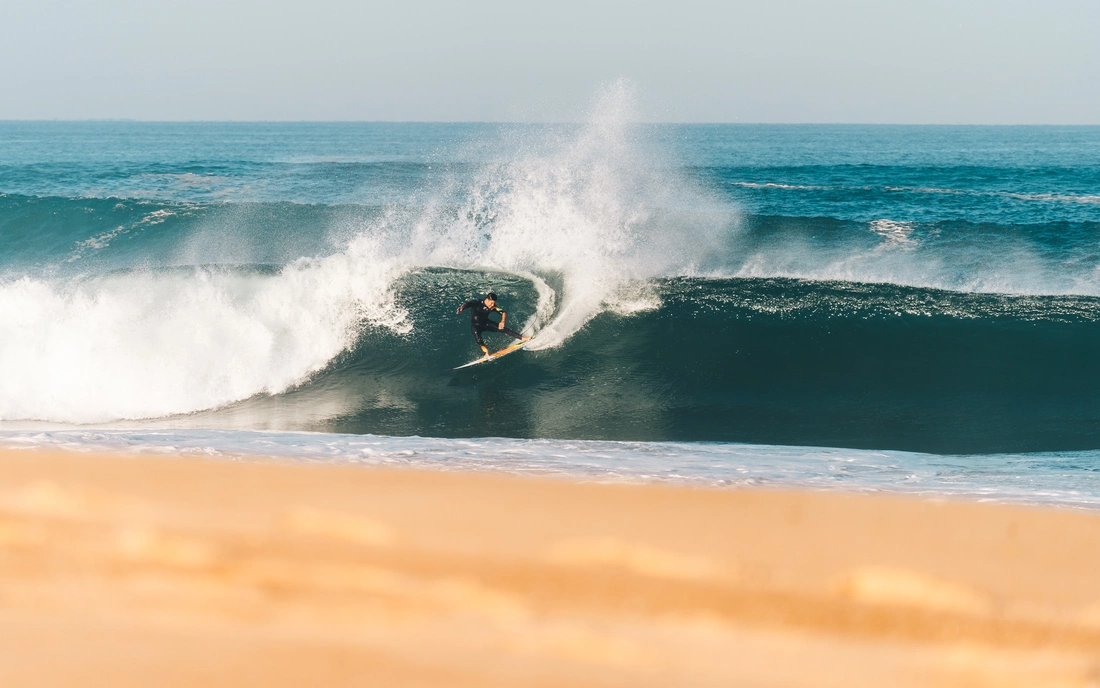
[497,309,507,329]
[456,300,479,314]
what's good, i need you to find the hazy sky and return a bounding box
[4,0,1098,123]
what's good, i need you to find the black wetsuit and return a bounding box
[458,299,524,348]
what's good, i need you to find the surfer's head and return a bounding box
[484,292,497,306]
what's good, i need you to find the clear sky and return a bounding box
[3,0,1098,123]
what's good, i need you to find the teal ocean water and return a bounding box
[2,112,1099,505]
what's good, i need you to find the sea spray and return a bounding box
[0,235,409,423]
[399,80,737,347]
[725,215,1100,296]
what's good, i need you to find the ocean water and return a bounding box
[3,95,1100,506]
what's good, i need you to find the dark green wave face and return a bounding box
[171,270,1100,455]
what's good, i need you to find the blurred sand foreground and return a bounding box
[1,450,1100,687]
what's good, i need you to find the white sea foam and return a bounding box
[0,235,408,423]
[728,245,1100,296]
[731,181,833,191]
[1004,191,1100,204]
[2,429,1099,509]
[868,219,917,248]
[67,207,195,263]
[394,80,734,348]
[727,214,1100,297]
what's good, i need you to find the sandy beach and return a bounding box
[0,449,1097,686]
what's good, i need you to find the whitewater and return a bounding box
[2,89,1099,506]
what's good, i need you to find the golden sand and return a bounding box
[1,449,1099,686]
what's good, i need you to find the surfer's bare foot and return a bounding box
[522,336,531,342]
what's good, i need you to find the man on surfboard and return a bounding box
[456,292,530,358]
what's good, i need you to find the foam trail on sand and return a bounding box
[4,429,1100,509]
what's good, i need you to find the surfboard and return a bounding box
[454,339,532,369]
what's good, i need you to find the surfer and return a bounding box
[456,292,530,357]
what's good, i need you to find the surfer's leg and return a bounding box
[471,324,489,354]
[499,326,524,340]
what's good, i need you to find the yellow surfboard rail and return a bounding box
[454,339,532,369]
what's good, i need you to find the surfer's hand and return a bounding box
[498,323,504,330]
[456,306,463,314]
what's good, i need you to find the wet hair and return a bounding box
[485,292,497,301]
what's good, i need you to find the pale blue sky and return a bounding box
[3,0,1098,122]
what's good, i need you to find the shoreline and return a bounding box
[4,429,1100,511]
[2,448,1100,686]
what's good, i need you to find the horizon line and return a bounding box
[2,119,1099,127]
